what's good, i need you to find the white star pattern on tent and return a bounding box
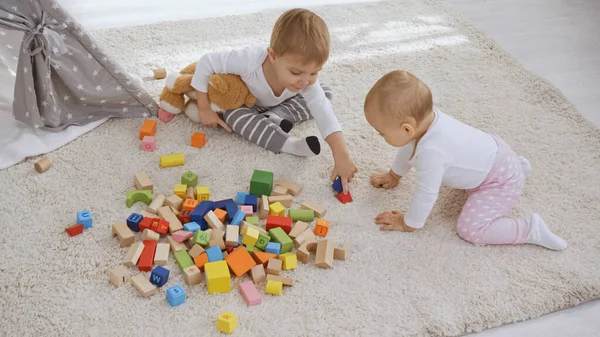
[0,30,6,36]
[12,6,18,11]
[67,113,73,120]
[122,107,128,112]
[142,112,149,117]
[63,95,70,101]
[100,100,106,104]
[7,14,14,20]
[6,44,13,49]
[41,101,48,107]
[116,86,122,92]
[72,66,78,72]
[77,84,83,90]
[80,97,86,101]
[93,70,99,76]
[95,85,102,91]
[52,3,59,9]
[23,67,28,73]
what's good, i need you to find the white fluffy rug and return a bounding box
[1,1,599,336]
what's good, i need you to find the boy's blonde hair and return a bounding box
[364,71,433,124]
[270,8,330,65]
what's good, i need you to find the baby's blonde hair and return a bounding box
[364,71,433,124]
[270,8,330,65]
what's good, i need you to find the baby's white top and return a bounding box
[191,45,341,139]
[391,108,498,228]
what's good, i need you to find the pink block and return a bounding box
[172,230,193,243]
[241,205,253,216]
[240,280,261,306]
[142,136,156,152]
[158,109,174,123]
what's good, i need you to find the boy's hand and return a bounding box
[198,107,232,132]
[371,169,400,189]
[330,152,358,194]
[375,211,416,232]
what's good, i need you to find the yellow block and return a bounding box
[269,202,285,216]
[174,184,187,199]
[196,186,210,201]
[265,279,282,295]
[217,312,237,334]
[242,227,259,247]
[160,153,185,168]
[279,252,297,270]
[204,260,231,294]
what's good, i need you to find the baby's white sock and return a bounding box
[526,214,567,250]
[281,136,320,157]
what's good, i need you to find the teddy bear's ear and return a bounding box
[245,94,257,107]
[209,74,228,94]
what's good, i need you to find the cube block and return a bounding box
[205,261,231,294]
[265,280,283,295]
[150,266,169,287]
[166,285,186,307]
[77,210,93,229]
[217,312,237,334]
[142,136,156,152]
[225,246,256,277]
[269,202,285,216]
[249,170,273,197]
[191,132,206,148]
[196,186,210,201]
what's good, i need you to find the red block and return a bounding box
[226,246,235,253]
[65,224,84,237]
[266,215,293,234]
[138,217,158,232]
[150,219,170,235]
[179,209,192,224]
[138,240,157,271]
[335,191,353,204]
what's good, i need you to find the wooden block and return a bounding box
[173,184,187,199]
[240,280,262,306]
[179,209,192,224]
[259,195,269,219]
[109,265,130,287]
[34,157,52,173]
[217,312,237,334]
[126,190,152,208]
[165,194,183,211]
[170,206,181,217]
[279,252,297,270]
[269,227,293,253]
[210,227,225,240]
[209,236,226,251]
[160,153,185,168]
[297,241,317,264]
[212,208,227,223]
[186,187,196,201]
[225,246,256,277]
[112,222,135,247]
[182,198,199,211]
[226,225,239,247]
[154,243,170,266]
[266,215,292,234]
[294,228,316,248]
[150,266,170,287]
[182,170,198,187]
[300,200,327,218]
[314,219,330,237]
[288,209,314,222]
[131,274,157,297]
[172,230,192,243]
[183,265,202,285]
[289,221,310,239]
[196,186,210,201]
[266,258,282,276]
[249,264,266,284]
[174,250,194,270]
[65,224,83,237]
[275,179,303,196]
[255,232,270,251]
[252,251,278,267]
[241,205,253,216]
[334,242,349,260]
[139,119,157,140]
[265,279,282,296]
[189,244,206,258]
[266,274,294,286]
[194,253,209,272]
[240,221,268,236]
[123,242,145,267]
[138,240,157,271]
[141,229,160,241]
[167,235,187,253]
[146,194,165,214]
[146,218,169,235]
[315,240,334,269]
[204,260,231,294]
[158,206,183,233]
[269,202,285,216]
[268,195,293,208]
[271,185,289,196]
[153,67,166,79]
[242,227,259,247]
[191,132,206,148]
[335,191,353,204]
[142,135,156,151]
[204,211,225,231]
[140,210,157,219]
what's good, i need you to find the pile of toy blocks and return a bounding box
[110,169,349,318]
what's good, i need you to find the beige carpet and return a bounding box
[2,0,599,336]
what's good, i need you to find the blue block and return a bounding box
[332,177,343,194]
[230,209,245,226]
[190,200,214,230]
[244,195,259,212]
[150,266,170,287]
[265,242,281,255]
[77,210,93,229]
[214,198,234,211]
[206,246,223,262]
[225,201,239,222]
[236,192,249,204]
[166,285,186,307]
[126,213,143,232]
[183,222,201,233]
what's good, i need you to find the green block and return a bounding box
[249,170,273,197]
[173,250,194,270]
[182,171,198,187]
[288,209,315,222]
[246,216,259,226]
[126,190,152,208]
[245,246,263,255]
[255,232,271,250]
[193,230,210,247]
[269,227,293,253]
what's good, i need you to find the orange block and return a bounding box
[139,119,157,140]
[191,132,206,148]
[194,252,209,272]
[252,251,278,267]
[314,219,330,237]
[214,208,227,224]
[183,199,199,211]
[225,246,256,277]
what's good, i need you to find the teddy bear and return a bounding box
[158,63,256,123]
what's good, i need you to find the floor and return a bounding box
[56,0,600,335]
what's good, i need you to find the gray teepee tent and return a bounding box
[0,0,157,131]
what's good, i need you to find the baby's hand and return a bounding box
[198,107,231,132]
[375,211,416,232]
[370,170,400,189]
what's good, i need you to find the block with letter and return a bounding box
[150,266,169,287]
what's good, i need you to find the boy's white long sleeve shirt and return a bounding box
[191,46,341,139]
